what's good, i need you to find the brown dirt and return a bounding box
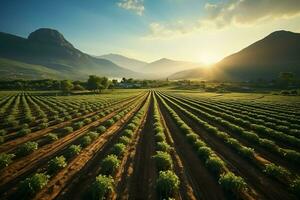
[0,93,142,153]
[0,94,146,196]
[156,93,228,200]
[32,95,148,200]
[127,95,157,200]
[160,93,297,200]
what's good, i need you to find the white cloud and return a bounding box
[117,0,145,16]
[144,0,300,39]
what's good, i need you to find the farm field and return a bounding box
[0,89,299,200]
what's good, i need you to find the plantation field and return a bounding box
[0,89,299,200]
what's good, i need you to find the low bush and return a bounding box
[81,135,92,147]
[88,132,99,141]
[155,133,165,142]
[186,133,198,144]
[0,153,15,169]
[111,143,126,157]
[17,128,31,137]
[152,151,173,171]
[62,127,73,134]
[105,119,115,127]
[73,121,84,130]
[263,163,290,180]
[46,133,58,142]
[123,129,134,138]
[290,177,300,196]
[101,154,120,175]
[16,141,38,157]
[90,175,114,200]
[197,146,213,160]
[83,118,92,125]
[156,170,180,198]
[156,141,171,152]
[65,144,82,159]
[127,123,136,131]
[47,156,67,174]
[218,172,247,194]
[205,156,225,175]
[96,126,106,134]
[0,129,7,136]
[18,173,49,196]
[119,136,131,145]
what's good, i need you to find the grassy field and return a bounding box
[0,89,299,200]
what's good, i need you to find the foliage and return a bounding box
[90,175,114,200]
[264,163,291,180]
[156,141,171,152]
[156,170,180,198]
[18,173,49,196]
[96,126,106,134]
[101,154,120,175]
[111,143,126,157]
[66,144,82,159]
[152,151,173,171]
[16,141,38,157]
[218,172,247,194]
[0,153,15,169]
[81,135,92,147]
[46,133,58,142]
[47,156,67,174]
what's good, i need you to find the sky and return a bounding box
[1,0,300,64]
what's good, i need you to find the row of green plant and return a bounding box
[89,94,150,200]
[156,92,248,198]
[152,94,180,199]
[163,93,300,165]
[159,92,299,195]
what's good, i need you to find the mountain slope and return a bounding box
[169,30,300,81]
[98,53,148,72]
[0,28,140,80]
[142,58,204,77]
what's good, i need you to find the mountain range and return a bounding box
[0,28,299,81]
[170,30,300,81]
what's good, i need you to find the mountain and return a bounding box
[98,53,148,72]
[169,30,300,81]
[0,28,139,80]
[142,58,204,78]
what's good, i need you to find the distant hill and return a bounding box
[142,58,204,78]
[169,30,300,81]
[0,28,139,80]
[98,53,148,72]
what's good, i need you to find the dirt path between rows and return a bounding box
[127,95,157,200]
[160,94,297,200]
[157,94,227,200]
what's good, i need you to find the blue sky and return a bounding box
[1,0,300,63]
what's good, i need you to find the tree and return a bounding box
[87,75,109,93]
[156,170,180,198]
[61,80,73,94]
[90,175,114,200]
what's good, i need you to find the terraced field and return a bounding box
[0,90,299,200]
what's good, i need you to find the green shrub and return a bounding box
[90,175,114,200]
[119,136,131,145]
[66,144,82,159]
[62,126,73,134]
[127,123,136,131]
[205,156,225,175]
[0,136,3,144]
[156,141,171,152]
[101,154,120,175]
[154,126,164,134]
[73,121,84,130]
[17,128,31,137]
[88,132,99,141]
[0,153,15,169]
[0,129,7,136]
[18,173,49,196]
[186,133,198,144]
[105,119,115,127]
[155,133,165,142]
[96,126,106,134]
[47,156,67,174]
[38,122,48,129]
[197,146,212,160]
[156,170,180,198]
[46,133,58,142]
[83,118,92,125]
[111,143,126,157]
[264,163,291,180]
[81,136,92,147]
[152,151,173,171]
[16,142,38,157]
[290,177,300,196]
[218,172,247,194]
[123,129,134,138]
[193,139,206,149]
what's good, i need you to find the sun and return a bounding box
[199,53,220,66]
